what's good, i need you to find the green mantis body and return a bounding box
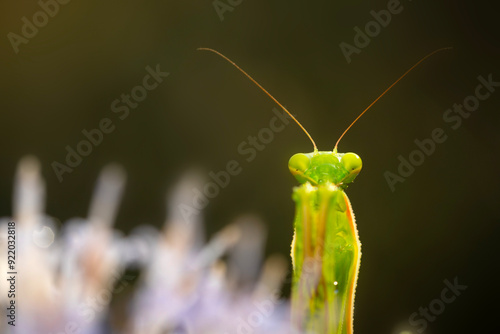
[289,150,362,334]
[199,46,450,334]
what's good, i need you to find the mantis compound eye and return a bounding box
[341,153,362,173]
[288,153,311,174]
[288,153,312,184]
[340,153,362,184]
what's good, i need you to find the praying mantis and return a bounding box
[199,46,450,334]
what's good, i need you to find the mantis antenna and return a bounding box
[198,47,318,152]
[334,47,452,151]
[198,47,451,153]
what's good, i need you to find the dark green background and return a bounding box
[1,1,499,333]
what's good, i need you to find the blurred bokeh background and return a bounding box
[1,0,499,333]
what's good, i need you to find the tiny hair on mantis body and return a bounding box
[198,46,451,334]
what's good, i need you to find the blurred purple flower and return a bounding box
[0,157,295,334]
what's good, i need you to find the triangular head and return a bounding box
[288,150,362,188]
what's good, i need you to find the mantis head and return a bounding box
[288,151,362,187]
[288,151,362,188]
